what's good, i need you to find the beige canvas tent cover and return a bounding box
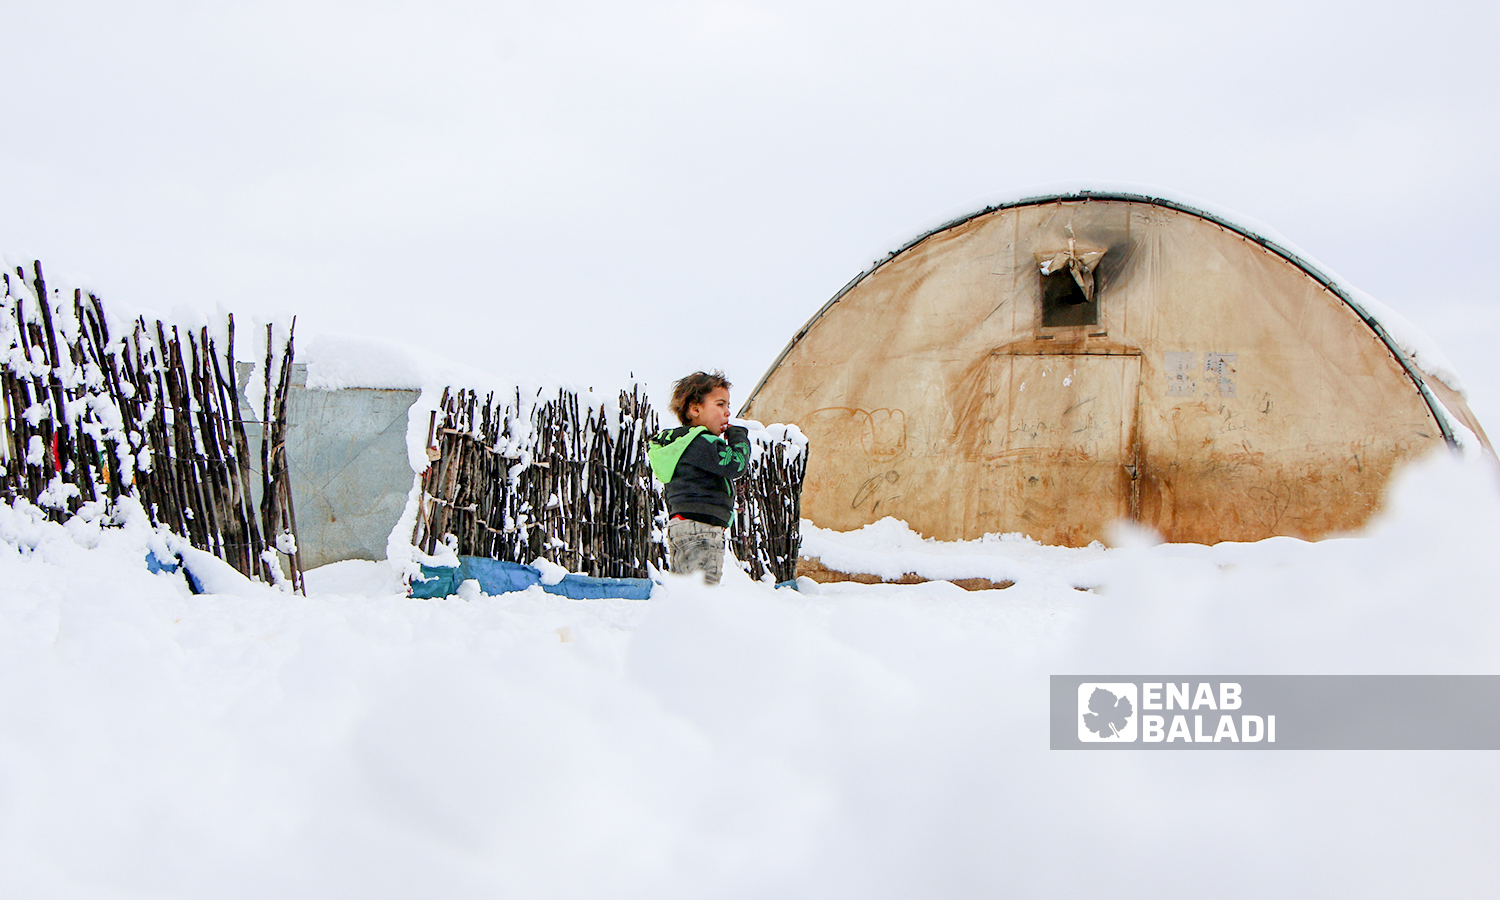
[742,191,1491,546]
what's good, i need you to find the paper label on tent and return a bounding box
[1205,353,1237,397]
[1165,352,1197,396]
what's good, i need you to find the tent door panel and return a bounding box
[979,353,1141,545]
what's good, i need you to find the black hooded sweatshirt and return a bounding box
[647,424,752,527]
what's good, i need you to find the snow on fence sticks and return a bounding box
[0,259,304,591]
[730,422,809,584]
[411,387,808,585]
[414,385,665,579]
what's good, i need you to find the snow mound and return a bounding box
[800,516,1106,588]
[4,438,1500,898]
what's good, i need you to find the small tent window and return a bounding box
[1036,243,1104,328]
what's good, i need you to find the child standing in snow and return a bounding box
[647,371,752,585]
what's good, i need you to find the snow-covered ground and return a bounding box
[3,447,1499,899]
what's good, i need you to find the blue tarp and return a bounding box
[411,557,655,600]
[145,550,204,594]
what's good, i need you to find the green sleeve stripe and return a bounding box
[647,426,706,483]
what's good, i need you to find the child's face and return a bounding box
[687,386,732,435]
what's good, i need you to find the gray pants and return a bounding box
[666,518,725,585]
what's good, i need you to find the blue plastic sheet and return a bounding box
[145,550,204,594]
[145,550,179,576]
[411,557,654,600]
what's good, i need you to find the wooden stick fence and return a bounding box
[415,387,809,585]
[415,386,666,578]
[0,259,303,590]
[2,258,808,594]
[729,430,809,584]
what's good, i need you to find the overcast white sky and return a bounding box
[4,0,1498,421]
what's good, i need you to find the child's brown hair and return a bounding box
[670,371,731,425]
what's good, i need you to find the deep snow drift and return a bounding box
[3,450,1500,899]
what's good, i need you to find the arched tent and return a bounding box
[742,190,1491,546]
